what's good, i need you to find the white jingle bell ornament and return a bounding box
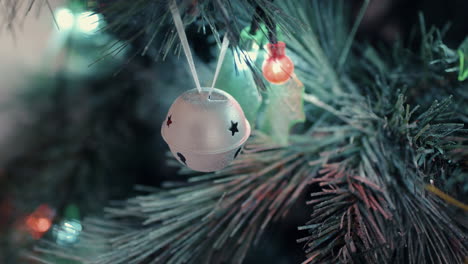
[162,87,251,172]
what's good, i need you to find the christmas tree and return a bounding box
[1,0,467,263]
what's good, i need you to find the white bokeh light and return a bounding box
[77,12,101,34]
[53,219,83,245]
[55,8,102,34]
[55,8,74,31]
[234,43,260,70]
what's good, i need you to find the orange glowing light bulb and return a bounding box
[262,41,294,85]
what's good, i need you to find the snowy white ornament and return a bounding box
[162,88,251,172]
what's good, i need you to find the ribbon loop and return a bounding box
[169,0,230,94]
[210,35,230,93]
[169,0,202,92]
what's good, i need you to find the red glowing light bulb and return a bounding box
[27,216,52,233]
[25,204,55,239]
[262,41,294,85]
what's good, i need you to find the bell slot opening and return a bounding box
[207,92,228,102]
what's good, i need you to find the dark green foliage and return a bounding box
[288,1,467,263]
[0,62,164,263]
[298,95,467,263]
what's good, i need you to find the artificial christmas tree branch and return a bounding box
[337,0,369,72]
[32,132,341,263]
[2,0,293,58]
[298,93,467,263]
[303,94,369,133]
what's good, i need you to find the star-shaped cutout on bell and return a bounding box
[229,121,239,136]
[166,115,173,127]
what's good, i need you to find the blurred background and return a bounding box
[0,0,466,263]
[0,0,63,140]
